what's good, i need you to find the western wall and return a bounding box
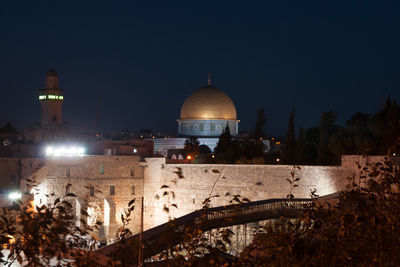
[0,155,385,242]
[142,155,382,230]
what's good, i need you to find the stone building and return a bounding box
[152,78,270,157]
[14,154,383,243]
[152,79,239,156]
[25,155,144,241]
[39,68,64,128]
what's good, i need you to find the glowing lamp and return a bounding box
[45,145,85,157]
[8,191,21,200]
[187,155,192,160]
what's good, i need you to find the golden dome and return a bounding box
[180,85,237,120]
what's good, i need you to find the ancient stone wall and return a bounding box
[29,155,144,242]
[10,154,386,242]
[142,155,382,230]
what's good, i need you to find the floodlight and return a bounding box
[8,191,21,200]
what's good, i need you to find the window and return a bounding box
[130,168,135,177]
[66,184,71,195]
[211,123,216,131]
[131,186,135,195]
[110,186,115,196]
[99,165,104,174]
[66,167,70,177]
[89,186,94,197]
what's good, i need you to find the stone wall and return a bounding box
[28,155,144,242]
[141,155,381,230]
[12,154,386,242]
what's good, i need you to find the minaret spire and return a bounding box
[208,72,211,85]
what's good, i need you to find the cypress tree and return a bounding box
[283,108,296,164]
[214,124,234,163]
[295,126,306,165]
[316,110,337,165]
[254,107,267,140]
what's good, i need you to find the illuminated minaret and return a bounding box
[39,68,64,127]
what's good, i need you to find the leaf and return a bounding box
[54,198,60,205]
[211,169,220,173]
[286,178,292,184]
[66,193,77,197]
[128,198,136,207]
[174,167,184,178]
[160,185,169,189]
[154,194,160,200]
[17,255,23,264]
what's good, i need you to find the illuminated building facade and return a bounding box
[152,81,239,156]
[178,83,239,137]
[39,68,64,127]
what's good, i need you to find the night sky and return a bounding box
[1,1,400,136]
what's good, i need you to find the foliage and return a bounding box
[0,193,100,266]
[299,97,400,165]
[283,108,296,164]
[184,137,200,159]
[253,107,267,140]
[237,157,400,266]
[295,127,306,165]
[215,124,265,164]
[214,124,235,163]
[316,110,339,165]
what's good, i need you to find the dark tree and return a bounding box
[316,110,338,165]
[283,108,296,164]
[253,107,267,140]
[214,124,234,163]
[368,97,400,154]
[295,127,306,165]
[303,126,319,165]
[184,137,200,159]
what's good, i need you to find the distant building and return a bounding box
[152,80,240,156]
[39,68,64,128]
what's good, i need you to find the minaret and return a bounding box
[39,68,64,127]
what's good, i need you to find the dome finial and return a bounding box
[208,72,211,85]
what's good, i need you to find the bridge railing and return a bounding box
[95,198,313,262]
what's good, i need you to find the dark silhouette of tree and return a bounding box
[329,112,374,159]
[214,124,235,163]
[303,126,319,165]
[316,110,338,165]
[295,127,306,165]
[368,97,400,154]
[235,140,265,164]
[184,137,200,159]
[283,108,296,164]
[253,107,267,140]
